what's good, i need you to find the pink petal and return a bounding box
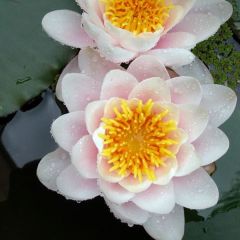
[193,125,229,166]
[179,105,209,143]
[127,55,170,81]
[106,200,150,225]
[82,14,137,63]
[56,56,80,101]
[100,70,138,100]
[128,77,171,103]
[78,48,121,82]
[200,84,237,127]
[37,148,69,191]
[174,168,219,209]
[175,144,201,177]
[166,76,202,105]
[156,32,196,49]
[61,73,101,112]
[147,48,195,67]
[98,179,135,204]
[171,13,221,43]
[154,158,178,185]
[144,205,185,240]
[97,156,125,183]
[56,165,100,200]
[42,10,94,48]
[71,135,98,179]
[132,182,175,214]
[51,111,88,152]
[104,17,162,52]
[119,175,152,193]
[172,56,214,85]
[192,0,233,24]
[85,100,106,134]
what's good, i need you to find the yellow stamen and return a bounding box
[100,99,179,182]
[101,0,174,35]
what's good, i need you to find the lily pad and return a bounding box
[0,0,79,117]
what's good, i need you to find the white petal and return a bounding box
[179,105,209,143]
[132,182,175,214]
[56,56,80,101]
[56,165,100,201]
[98,179,134,204]
[174,168,219,209]
[71,135,98,179]
[193,125,229,166]
[175,144,201,177]
[78,47,121,82]
[172,56,214,85]
[171,13,221,43]
[143,205,185,240]
[200,84,237,127]
[166,76,202,105]
[37,148,69,191]
[42,10,94,48]
[82,14,137,63]
[127,55,170,81]
[51,111,88,152]
[104,17,162,52]
[106,200,150,225]
[147,48,195,67]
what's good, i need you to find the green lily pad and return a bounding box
[0,0,79,117]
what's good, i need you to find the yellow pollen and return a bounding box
[101,0,174,35]
[100,99,179,182]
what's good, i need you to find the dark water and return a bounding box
[0,88,240,240]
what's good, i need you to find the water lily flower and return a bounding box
[42,0,232,63]
[37,48,237,240]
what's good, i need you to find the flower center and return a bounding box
[99,99,179,182]
[102,0,173,35]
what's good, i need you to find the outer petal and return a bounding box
[127,55,170,81]
[98,179,134,204]
[172,57,214,85]
[128,77,171,103]
[85,100,106,134]
[147,48,195,67]
[171,13,221,43]
[132,182,175,214]
[193,125,229,166]
[56,56,80,101]
[56,165,100,200]
[173,168,219,209]
[179,105,209,143]
[200,84,237,127]
[78,48,121,82]
[105,17,162,52]
[76,0,87,11]
[37,148,69,191]
[119,175,152,193]
[71,135,98,179]
[62,73,101,112]
[144,205,185,240]
[82,14,137,63]
[51,111,88,152]
[175,144,201,177]
[156,32,196,49]
[192,0,233,24]
[106,200,150,225]
[100,70,138,100]
[42,10,94,48]
[166,76,202,105]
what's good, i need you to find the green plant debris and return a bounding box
[192,23,240,90]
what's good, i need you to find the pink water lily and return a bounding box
[37,48,236,240]
[42,0,232,63]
